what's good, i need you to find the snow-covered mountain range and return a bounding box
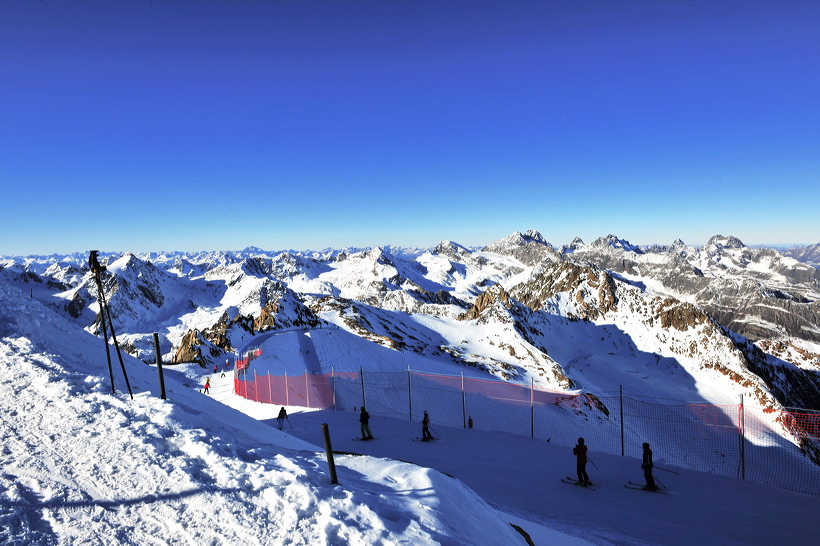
[2,231,819,431]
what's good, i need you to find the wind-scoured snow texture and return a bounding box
[0,281,522,545]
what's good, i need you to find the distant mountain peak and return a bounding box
[589,234,641,253]
[705,235,746,250]
[485,230,550,252]
[521,229,547,244]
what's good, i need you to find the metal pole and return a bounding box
[268,371,273,404]
[461,371,466,428]
[620,385,625,456]
[98,296,115,394]
[97,274,133,400]
[740,394,746,480]
[332,367,337,411]
[360,366,367,409]
[285,371,289,406]
[306,372,310,408]
[153,333,166,400]
[253,370,258,402]
[408,366,413,421]
[530,377,534,438]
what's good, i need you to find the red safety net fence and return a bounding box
[235,368,820,496]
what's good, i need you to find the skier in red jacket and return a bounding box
[572,437,591,486]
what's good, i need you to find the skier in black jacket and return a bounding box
[421,411,433,440]
[359,407,374,440]
[572,437,590,485]
[642,442,657,490]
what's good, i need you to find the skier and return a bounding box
[359,406,374,440]
[213,364,218,374]
[572,437,591,486]
[203,377,211,395]
[642,442,657,491]
[277,407,288,430]
[421,411,433,441]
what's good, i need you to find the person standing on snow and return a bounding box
[642,442,657,490]
[203,377,211,395]
[572,437,590,485]
[277,407,288,430]
[359,407,374,440]
[421,411,433,440]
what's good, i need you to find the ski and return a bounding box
[624,482,671,494]
[562,477,597,489]
[412,437,437,442]
[352,437,376,441]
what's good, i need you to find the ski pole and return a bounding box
[654,475,667,490]
[587,457,599,470]
[655,466,679,475]
[287,416,293,430]
[429,426,440,438]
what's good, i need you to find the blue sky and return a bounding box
[2,0,819,255]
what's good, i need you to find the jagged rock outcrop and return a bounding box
[458,284,513,321]
[512,262,618,320]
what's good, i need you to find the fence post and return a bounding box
[620,385,625,456]
[253,370,258,402]
[360,366,367,409]
[461,372,467,428]
[408,366,413,421]
[268,372,273,404]
[739,394,746,480]
[153,333,166,400]
[531,377,534,438]
[285,371,289,406]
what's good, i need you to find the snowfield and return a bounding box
[2,279,819,545]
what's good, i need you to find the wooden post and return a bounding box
[322,423,339,485]
[153,333,166,400]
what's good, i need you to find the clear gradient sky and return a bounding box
[2,0,819,256]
